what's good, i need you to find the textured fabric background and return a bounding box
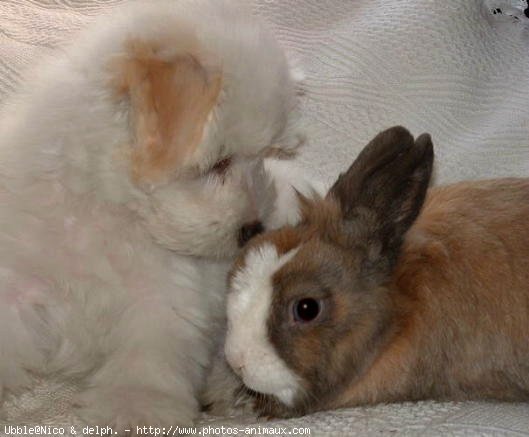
[1,0,529,435]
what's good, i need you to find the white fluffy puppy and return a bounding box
[0,0,304,429]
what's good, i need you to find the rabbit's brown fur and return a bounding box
[224,126,529,418]
[335,178,529,409]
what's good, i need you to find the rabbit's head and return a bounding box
[224,126,434,416]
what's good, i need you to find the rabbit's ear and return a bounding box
[327,126,434,265]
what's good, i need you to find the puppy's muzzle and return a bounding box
[238,221,264,247]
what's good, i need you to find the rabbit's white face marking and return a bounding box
[225,243,301,406]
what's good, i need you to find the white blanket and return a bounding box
[1,0,529,435]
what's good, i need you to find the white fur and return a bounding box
[225,244,301,406]
[0,0,304,429]
[263,159,325,229]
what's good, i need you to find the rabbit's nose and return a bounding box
[234,364,245,377]
[238,221,264,246]
[226,352,245,376]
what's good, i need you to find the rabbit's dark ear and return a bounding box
[328,126,434,266]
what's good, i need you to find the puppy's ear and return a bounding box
[113,41,222,185]
[285,50,305,94]
[263,54,306,160]
[328,126,434,269]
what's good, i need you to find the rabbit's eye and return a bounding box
[293,298,321,323]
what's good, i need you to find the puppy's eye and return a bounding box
[211,156,232,175]
[293,298,322,323]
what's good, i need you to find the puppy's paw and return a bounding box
[201,383,255,417]
[74,385,197,434]
[201,359,255,417]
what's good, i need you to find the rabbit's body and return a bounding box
[221,127,529,418]
[336,178,529,409]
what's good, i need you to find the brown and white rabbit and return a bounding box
[221,126,529,418]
